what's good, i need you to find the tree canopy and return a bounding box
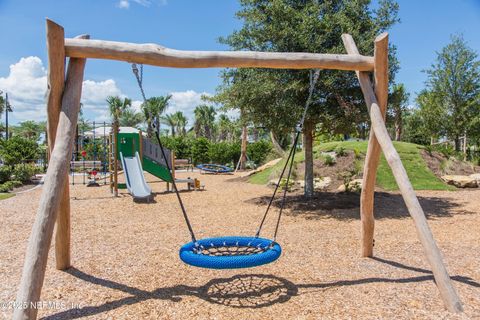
[419,34,480,149]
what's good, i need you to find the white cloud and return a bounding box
[0,56,225,127]
[166,90,210,126]
[0,56,47,122]
[0,56,124,123]
[116,0,166,9]
[131,100,143,113]
[117,0,129,8]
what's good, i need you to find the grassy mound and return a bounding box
[249,141,453,191]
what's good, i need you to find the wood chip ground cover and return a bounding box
[0,171,479,319]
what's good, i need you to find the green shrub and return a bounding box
[0,166,12,184]
[423,145,434,156]
[334,146,347,157]
[432,144,458,158]
[191,137,211,165]
[9,180,22,188]
[0,180,22,192]
[13,164,38,183]
[0,183,10,193]
[353,148,362,160]
[0,136,40,165]
[323,154,336,166]
[161,135,193,160]
[247,140,272,165]
[208,142,237,165]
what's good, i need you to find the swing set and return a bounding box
[13,19,463,319]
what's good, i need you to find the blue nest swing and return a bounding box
[180,236,282,269]
[142,70,313,270]
[197,163,233,174]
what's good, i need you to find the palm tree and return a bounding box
[107,96,131,125]
[0,91,4,117]
[142,95,171,137]
[15,120,42,140]
[217,114,233,141]
[119,109,143,128]
[161,113,178,136]
[174,111,188,136]
[194,105,216,139]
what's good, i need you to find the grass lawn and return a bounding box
[0,193,15,201]
[250,141,454,191]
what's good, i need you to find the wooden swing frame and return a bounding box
[13,19,463,319]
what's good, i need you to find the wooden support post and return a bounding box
[44,19,71,271]
[113,122,119,197]
[357,33,389,257]
[109,130,113,194]
[171,150,176,181]
[139,130,143,161]
[342,33,463,313]
[14,49,87,319]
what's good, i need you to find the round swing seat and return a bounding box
[179,236,282,269]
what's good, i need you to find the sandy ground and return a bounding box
[0,171,479,319]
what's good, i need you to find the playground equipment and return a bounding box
[120,151,152,201]
[14,20,463,320]
[69,121,111,187]
[116,126,201,196]
[197,164,233,174]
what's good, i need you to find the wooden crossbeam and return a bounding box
[64,38,374,71]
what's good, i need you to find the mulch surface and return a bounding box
[1,171,479,319]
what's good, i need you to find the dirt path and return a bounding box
[1,172,479,319]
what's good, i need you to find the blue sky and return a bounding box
[0,0,479,125]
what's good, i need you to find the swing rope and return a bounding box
[131,63,198,244]
[255,69,320,241]
[131,62,319,251]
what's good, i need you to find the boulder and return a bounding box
[337,178,363,192]
[269,179,279,186]
[314,177,332,190]
[441,175,478,188]
[296,180,305,188]
[470,173,480,185]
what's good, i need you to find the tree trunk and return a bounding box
[395,114,402,141]
[303,120,314,198]
[240,125,248,170]
[454,136,460,152]
[270,131,285,155]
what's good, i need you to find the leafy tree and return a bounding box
[422,34,480,150]
[142,95,171,137]
[215,0,400,197]
[416,90,445,144]
[0,136,39,166]
[194,105,216,140]
[388,83,409,141]
[402,107,430,145]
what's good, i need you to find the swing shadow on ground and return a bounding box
[247,191,475,221]
[42,257,479,319]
